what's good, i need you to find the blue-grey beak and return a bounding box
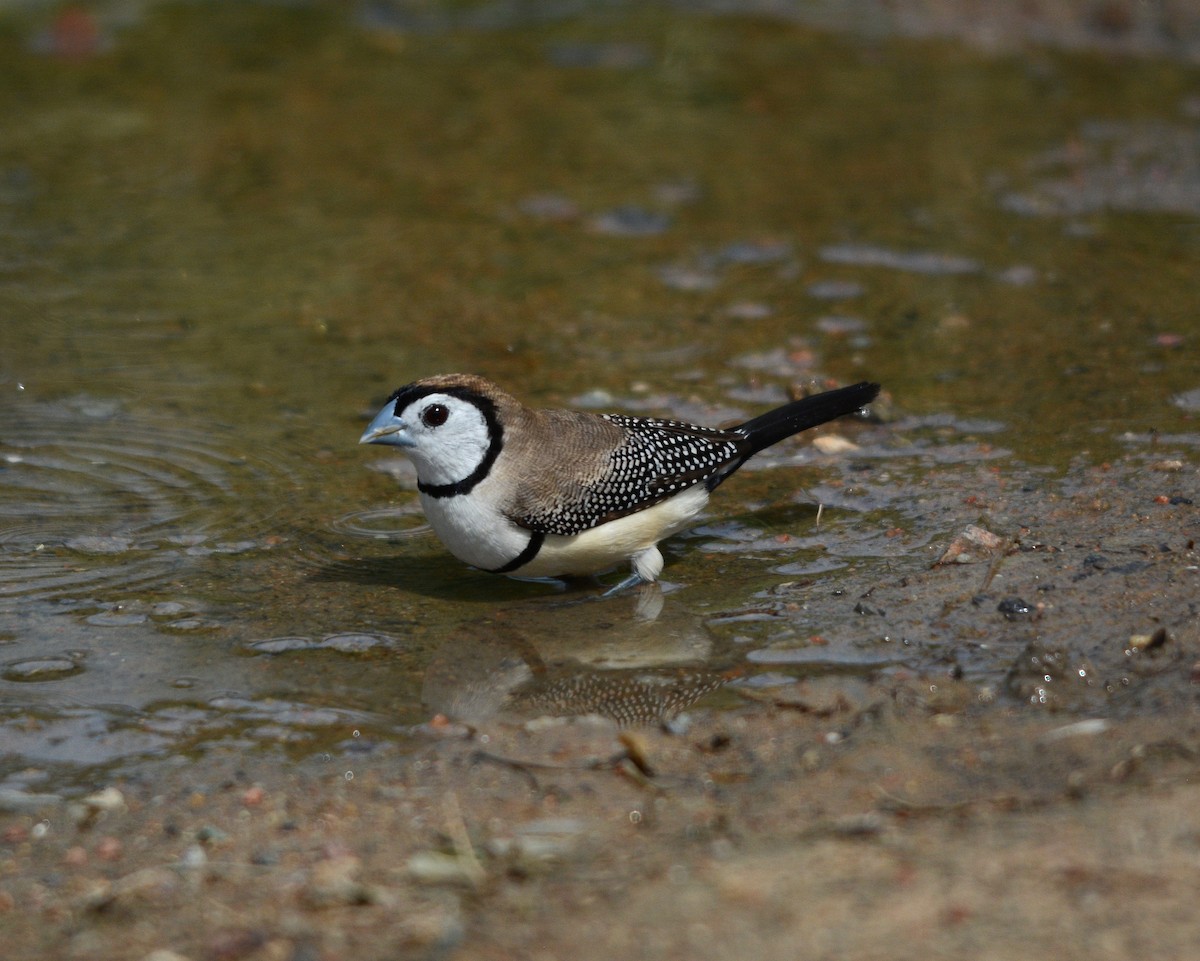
[359,404,414,447]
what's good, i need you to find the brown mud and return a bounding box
[3,451,1196,961]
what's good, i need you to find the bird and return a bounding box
[359,374,880,592]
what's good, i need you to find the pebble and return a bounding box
[1128,627,1171,652]
[1041,719,1111,741]
[811,434,859,454]
[0,787,63,812]
[96,836,124,861]
[407,851,483,887]
[303,854,378,905]
[179,844,208,871]
[84,786,126,813]
[80,866,179,912]
[934,525,1006,565]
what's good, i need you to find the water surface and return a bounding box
[1,2,1196,793]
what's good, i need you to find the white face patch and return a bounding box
[397,393,493,487]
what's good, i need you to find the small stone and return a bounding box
[1041,719,1110,741]
[179,844,208,871]
[96,836,123,861]
[2,824,27,843]
[83,786,126,813]
[934,525,1006,566]
[811,434,859,454]
[407,851,483,888]
[1128,627,1171,652]
[303,854,376,906]
[82,867,179,912]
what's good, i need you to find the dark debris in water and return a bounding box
[996,596,1034,620]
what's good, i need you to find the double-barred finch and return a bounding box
[360,374,880,591]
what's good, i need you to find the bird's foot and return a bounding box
[506,574,569,589]
[602,572,646,597]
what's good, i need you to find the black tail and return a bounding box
[708,381,880,490]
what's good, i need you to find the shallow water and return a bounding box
[0,2,1196,793]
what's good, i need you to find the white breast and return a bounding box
[419,486,529,572]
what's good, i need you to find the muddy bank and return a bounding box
[6,707,1200,961]
[3,452,1195,960]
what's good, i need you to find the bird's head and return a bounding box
[359,375,505,489]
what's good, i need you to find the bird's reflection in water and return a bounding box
[422,585,726,728]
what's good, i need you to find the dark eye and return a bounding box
[420,403,449,428]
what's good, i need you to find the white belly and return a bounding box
[419,484,710,578]
[519,485,709,577]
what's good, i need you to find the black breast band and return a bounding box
[488,531,545,574]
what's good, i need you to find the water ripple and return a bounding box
[329,504,429,540]
[0,396,288,601]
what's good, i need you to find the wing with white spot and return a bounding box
[509,416,744,536]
